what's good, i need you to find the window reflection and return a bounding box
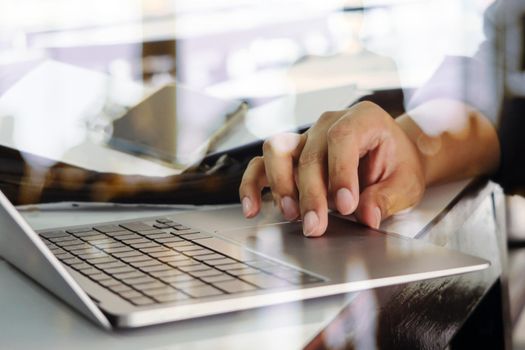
[0,0,489,205]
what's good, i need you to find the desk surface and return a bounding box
[0,179,510,349]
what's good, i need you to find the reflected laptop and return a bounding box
[0,191,489,329]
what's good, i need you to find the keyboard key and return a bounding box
[114,271,145,280]
[213,280,257,294]
[148,250,179,258]
[170,279,207,289]
[169,258,202,267]
[163,241,194,248]
[182,249,214,257]
[104,266,134,274]
[179,233,212,240]
[71,230,102,237]
[155,236,183,243]
[43,241,57,249]
[158,255,189,263]
[215,262,247,271]
[139,230,169,237]
[172,224,190,231]
[113,251,142,259]
[153,223,172,229]
[50,248,66,255]
[133,281,166,291]
[81,234,108,242]
[174,245,204,253]
[181,285,223,298]
[125,238,150,245]
[109,284,133,293]
[96,261,126,270]
[95,241,126,249]
[57,239,85,247]
[122,275,156,285]
[94,225,122,233]
[130,260,162,269]
[142,286,178,298]
[62,257,83,265]
[227,267,260,276]
[70,262,92,271]
[134,243,160,249]
[149,269,184,278]
[140,246,169,254]
[132,243,158,249]
[115,234,143,241]
[240,274,291,289]
[55,253,74,260]
[50,236,77,243]
[86,256,115,265]
[156,218,174,224]
[89,273,112,282]
[120,222,156,232]
[193,253,225,262]
[40,230,68,238]
[205,258,237,266]
[66,227,93,234]
[160,274,195,284]
[104,246,133,254]
[154,293,190,303]
[99,278,122,287]
[129,296,155,306]
[146,233,173,240]
[189,269,222,278]
[200,274,235,284]
[80,267,102,276]
[177,264,210,273]
[105,231,132,238]
[119,290,143,299]
[62,243,90,251]
[139,264,172,273]
[77,252,107,260]
[89,238,116,246]
[121,255,152,263]
[70,245,101,254]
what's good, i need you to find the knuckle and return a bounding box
[376,192,394,216]
[326,123,351,142]
[262,139,273,154]
[297,150,324,168]
[318,111,336,124]
[247,156,263,168]
[271,173,290,191]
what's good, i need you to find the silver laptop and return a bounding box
[0,190,489,329]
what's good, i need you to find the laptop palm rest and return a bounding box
[206,212,489,288]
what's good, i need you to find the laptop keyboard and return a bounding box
[39,218,323,306]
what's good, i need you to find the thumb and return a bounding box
[354,169,423,229]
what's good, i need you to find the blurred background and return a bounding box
[6,0,525,348]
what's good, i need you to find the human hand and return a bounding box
[239,101,426,237]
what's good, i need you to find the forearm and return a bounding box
[397,99,500,186]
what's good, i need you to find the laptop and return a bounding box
[0,190,489,329]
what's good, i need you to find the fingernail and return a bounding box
[242,197,253,217]
[372,207,381,229]
[281,196,299,220]
[336,188,354,215]
[303,211,319,237]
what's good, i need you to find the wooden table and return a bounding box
[306,179,511,349]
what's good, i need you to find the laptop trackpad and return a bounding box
[215,217,396,280]
[214,216,484,283]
